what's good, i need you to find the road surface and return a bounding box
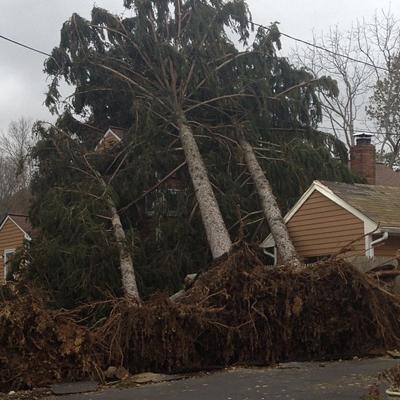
[47,357,398,400]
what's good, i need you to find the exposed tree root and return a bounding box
[2,244,400,392]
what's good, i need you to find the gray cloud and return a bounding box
[0,0,399,132]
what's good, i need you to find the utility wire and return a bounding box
[0,33,52,58]
[251,21,389,73]
[0,19,391,74]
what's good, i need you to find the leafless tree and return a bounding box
[357,10,400,163]
[0,117,35,190]
[293,9,400,165]
[0,157,19,214]
[293,26,373,148]
[0,118,35,215]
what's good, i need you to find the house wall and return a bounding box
[286,190,365,260]
[374,235,400,257]
[0,219,25,284]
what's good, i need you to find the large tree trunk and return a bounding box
[92,166,140,300]
[239,137,300,266]
[106,194,141,301]
[177,112,232,258]
[91,167,141,301]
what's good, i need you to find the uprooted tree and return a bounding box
[26,0,357,307]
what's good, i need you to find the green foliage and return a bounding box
[28,0,357,307]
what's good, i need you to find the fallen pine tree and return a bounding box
[1,244,400,392]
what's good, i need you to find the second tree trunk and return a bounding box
[240,137,300,266]
[177,113,232,259]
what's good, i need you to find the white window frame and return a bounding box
[3,248,16,282]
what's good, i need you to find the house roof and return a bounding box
[108,127,125,140]
[94,127,125,151]
[375,162,400,187]
[320,181,400,230]
[0,213,32,240]
[261,180,400,248]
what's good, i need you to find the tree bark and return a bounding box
[177,112,232,258]
[106,194,141,301]
[239,137,300,266]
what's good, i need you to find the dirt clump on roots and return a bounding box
[0,287,99,393]
[2,244,400,392]
[97,245,400,373]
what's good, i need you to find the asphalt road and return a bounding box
[47,357,398,400]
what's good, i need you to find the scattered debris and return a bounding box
[388,351,400,359]
[104,366,129,381]
[128,372,183,384]
[0,388,52,400]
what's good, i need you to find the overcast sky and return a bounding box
[1,0,399,133]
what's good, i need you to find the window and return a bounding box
[164,189,180,217]
[145,188,181,217]
[3,249,15,282]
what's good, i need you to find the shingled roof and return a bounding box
[321,181,400,230]
[375,162,400,187]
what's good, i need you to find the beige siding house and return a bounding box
[0,214,31,284]
[262,180,400,264]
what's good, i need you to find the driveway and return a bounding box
[47,357,398,400]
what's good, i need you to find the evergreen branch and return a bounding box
[90,62,169,110]
[184,94,254,113]
[54,187,102,200]
[90,16,166,89]
[270,79,320,99]
[193,52,250,93]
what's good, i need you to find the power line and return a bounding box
[0,33,52,58]
[1,19,391,74]
[251,21,390,73]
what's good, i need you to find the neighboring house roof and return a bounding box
[95,127,125,151]
[107,127,125,140]
[0,213,32,241]
[320,181,400,230]
[261,180,400,248]
[375,162,400,187]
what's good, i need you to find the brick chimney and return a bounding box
[350,133,376,185]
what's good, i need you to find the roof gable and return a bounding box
[95,127,125,151]
[0,214,32,241]
[261,180,378,248]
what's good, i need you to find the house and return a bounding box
[0,213,31,284]
[262,133,400,265]
[95,127,125,152]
